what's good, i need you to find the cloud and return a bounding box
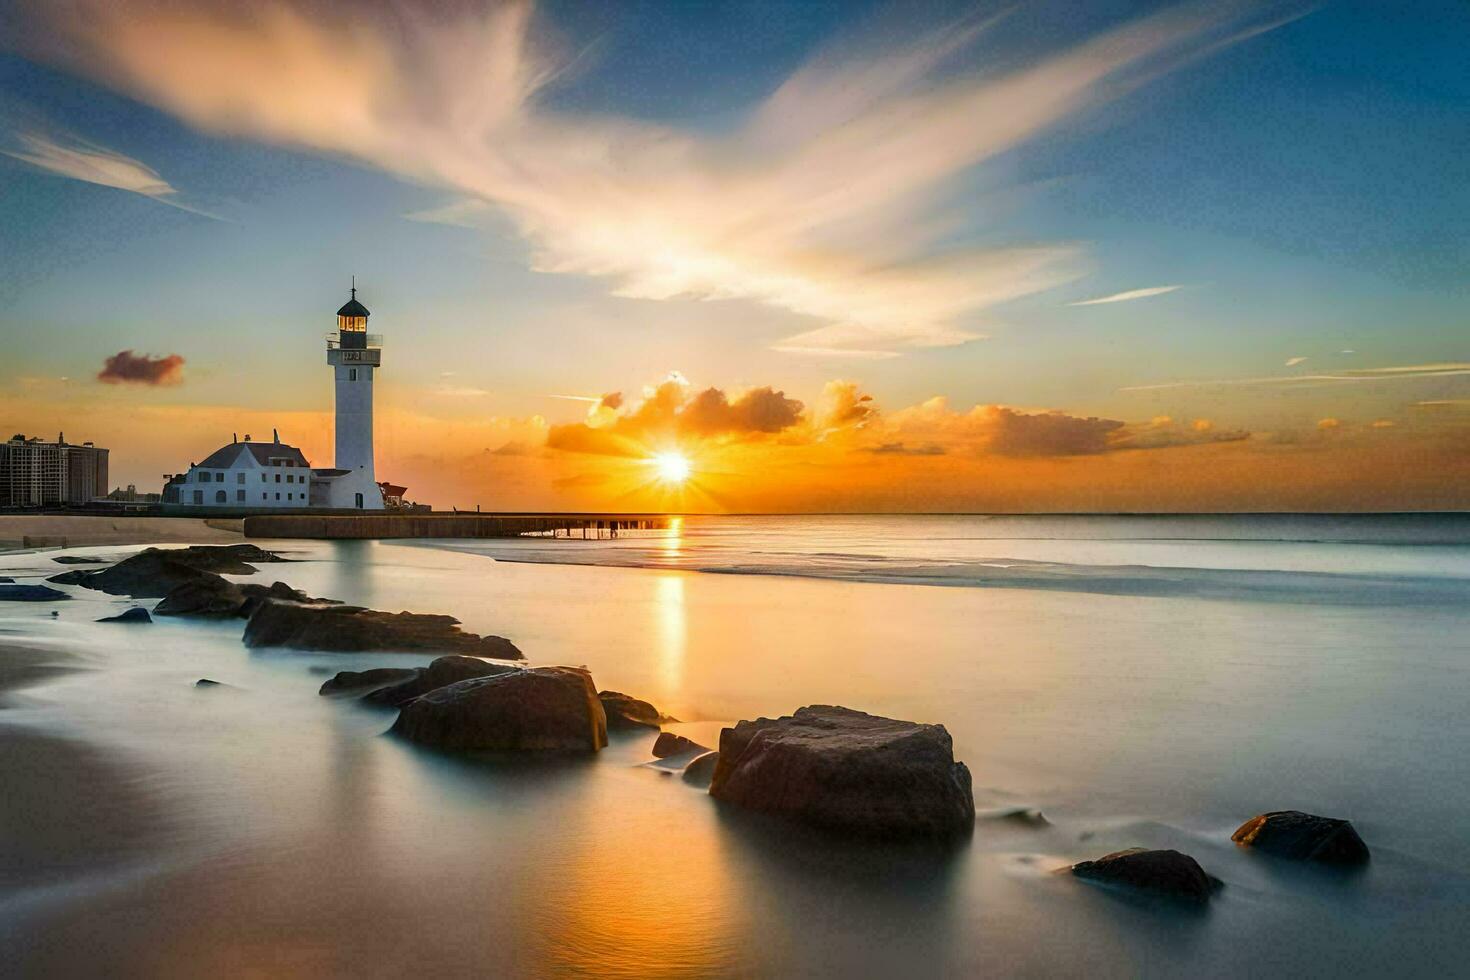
[866,442,946,456]
[1121,362,1470,391]
[1111,415,1250,449]
[1317,417,1340,430]
[818,380,877,431]
[1068,285,1184,306]
[4,131,218,218]
[982,406,1124,456]
[97,350,185,386]
[20,0,1294,355]
[546,377,804,457]
[1285,356,1308,367]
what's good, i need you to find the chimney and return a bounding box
[233,432,238,444]
[273,428,279,443]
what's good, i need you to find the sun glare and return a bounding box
[651,451,692,484]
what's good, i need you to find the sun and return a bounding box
[651,451,692,485]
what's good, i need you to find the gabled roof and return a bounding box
[196,441,310,469]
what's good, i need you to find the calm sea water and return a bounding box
[2,514,1468,977]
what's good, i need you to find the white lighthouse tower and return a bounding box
[324,281,385,510]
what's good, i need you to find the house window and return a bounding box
[200,471,211,483]
[275,493,280,500]
[216,473,224,481]
[275,474,281,483]
[193,490,203,504]
[236,490,245,502]
[261,474,267,482]
[236,472,245,484]
[287,493,293,500]
[261,493,267,500]
[215,490,227,503]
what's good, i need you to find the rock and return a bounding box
[153,574,248,618]
[652,732,709,758]
[599,691,676,731]
[682,751,720,787]
[45,544,286,598]
[52,555,109,564]
[195,678,224,687]
[392,666,607,752]
[708,705,975,840]
[1231,810,1370,865]
[363,656,521,707]
[0,576,12,583]
[0,584,71,602]
[97,607,152,624]
[244,599,524,658]
[1072,848,1221,904]
[238,581,336,618]
[318,667,421,696]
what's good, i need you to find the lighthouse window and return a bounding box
[349,368,357,382]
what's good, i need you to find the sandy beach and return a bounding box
[0,516,243,552]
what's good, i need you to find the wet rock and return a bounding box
[599,691,676,731]
[153,574,248,618]
[52,555,109,565]
[318,667,421,697]
[97,607,152,624]
[652,732,709,758]
[195,678,224,687]
[45,544,287,598]
[238,581,336,618]
[708,705,975,840]
[0,584,71,601]
[391,666,607,752]
[1071,848,1221,904]
[363,656,521,707]
[244,599,523,658]
[682,751,720,787]
[0,576,12,583]
[1231,810,1370,865]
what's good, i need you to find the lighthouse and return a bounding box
[325,282,385,509]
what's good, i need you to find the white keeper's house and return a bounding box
[162,284,393,511]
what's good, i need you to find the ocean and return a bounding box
[2,514,1468,976]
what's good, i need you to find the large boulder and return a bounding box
[1072,848,1221,904]
[599,690,675,731]
[97,607,152,624]
[318,667,421,696]
[708,705,975,840]
[243,599,524,658]
[153,575,248,618]
[391,666,607,752]
[1231,811,1370,865]
[363,656,521,707]
[0,584,71,601]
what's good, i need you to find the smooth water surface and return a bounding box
[1,515,1468,976]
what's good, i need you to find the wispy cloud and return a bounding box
[1285,356,1308,367]
[1069,285,1184,306]
[1121,362,1470,392]
[4,131,218,218]
[20,1,1294,356]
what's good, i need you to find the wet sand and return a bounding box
[0,516,243,552]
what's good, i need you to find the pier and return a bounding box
[240,512,670,540]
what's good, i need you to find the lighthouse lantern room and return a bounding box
[324,280,385,509]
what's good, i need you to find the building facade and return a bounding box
[161,285,389,510]
[1,434,109,507]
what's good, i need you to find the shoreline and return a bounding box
[0,516,243,553]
